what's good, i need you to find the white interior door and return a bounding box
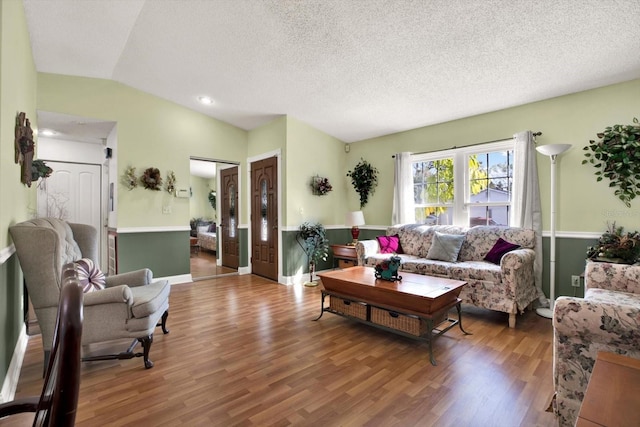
[37,161,103,260]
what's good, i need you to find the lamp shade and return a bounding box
[536,144,571,157]
[345,211,365,227]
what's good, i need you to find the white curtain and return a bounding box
[510,131,545,304]
[392,152,413,225]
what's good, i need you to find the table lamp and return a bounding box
[345,211,365,245]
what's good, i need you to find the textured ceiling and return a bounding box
[24,0,640,143]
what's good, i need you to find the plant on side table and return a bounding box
[587,222,640,264]
[296,222,329,286]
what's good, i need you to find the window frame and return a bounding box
[411,140,515,227]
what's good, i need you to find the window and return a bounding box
[412,141,514,227]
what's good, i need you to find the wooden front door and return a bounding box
[251,157,278,281]
[220,166,239,269]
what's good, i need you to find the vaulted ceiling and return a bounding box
[23,0,640,143]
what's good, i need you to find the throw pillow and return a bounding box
[74,258,106,293]
[484,238,521,264]
[377,235,403,254]
[426,231,465,262]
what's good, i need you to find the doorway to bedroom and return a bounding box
[190,157,238,279]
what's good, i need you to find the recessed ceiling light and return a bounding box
[197,96,214,106]
[39,129,57,136]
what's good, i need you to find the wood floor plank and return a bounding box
[1,274,556,426]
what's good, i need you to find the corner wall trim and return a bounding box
[542,231,600,239]
[0,244,15,265]
[117,226,190,234]
[0,324,28,403]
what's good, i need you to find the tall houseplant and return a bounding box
[583,117,640,207]
[346,158,379,209]
[296,222,329,286]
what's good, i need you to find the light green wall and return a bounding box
[36,73,249,228]
[285,117,348,226]
[189,175,215,220]
[248,115,286,158]
[247,116,351,227]
[348,79,640,231]
[1,0,36,244]
[0,0,37,397]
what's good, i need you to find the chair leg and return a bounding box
[138,334,154,369]
[43,350,51,378]
[158,310,170,334]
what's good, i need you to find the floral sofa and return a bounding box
[553,261,640,427]
[356,224,538,328]
[355,224,538,328]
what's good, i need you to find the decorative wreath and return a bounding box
[311,175,333,196]
[140,167,163,191]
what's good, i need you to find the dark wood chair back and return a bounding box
[0,263,83,426]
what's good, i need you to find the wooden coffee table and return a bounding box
[316,266,469,365]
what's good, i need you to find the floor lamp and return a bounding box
[536,143,571,319]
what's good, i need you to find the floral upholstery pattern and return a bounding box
[356,224,537,327]
[553,261,640,427]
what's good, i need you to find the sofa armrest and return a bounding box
[499,248,536,309]
[355,240,380,265]
[105,268,152,288]
[83,285,133,307]
[585,261,640,294]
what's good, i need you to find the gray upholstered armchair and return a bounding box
[10,218,170,370]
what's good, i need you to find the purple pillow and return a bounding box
[74,258,106,293]
[377,235,403,254]
[208,223,216,233]
[484,238,520,264]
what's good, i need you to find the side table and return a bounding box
[330,244,357,269]
[575,351,640,426]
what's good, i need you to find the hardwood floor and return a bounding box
[191,249,237,278]
[2,275,556,426]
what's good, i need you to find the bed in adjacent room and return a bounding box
[197,224,217,253]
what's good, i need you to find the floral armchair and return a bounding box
[553,261,640,426]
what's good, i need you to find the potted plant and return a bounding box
[587,222,640,264]
[296,222,329,286]
[346,158,378,208]
[30,159,53,181]
[583,117,640,207]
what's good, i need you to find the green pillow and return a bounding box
[426,231,465,262]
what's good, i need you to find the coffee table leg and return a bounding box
[426,318,437,366]
[313,292,327,321]
[456,302,471,335]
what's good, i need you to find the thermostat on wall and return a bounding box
[176,188,190,198]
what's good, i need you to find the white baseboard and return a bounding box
[238,266,251,275]
[0,324,28,403]
[280,268,332,286]
[160,274,193,285]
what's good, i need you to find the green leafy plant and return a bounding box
[587,222,640,264]
[296,222,329,284]
[582,117,640,207]
[208,190,216,209]
[346,158,378,208]
[30,159,52,181]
